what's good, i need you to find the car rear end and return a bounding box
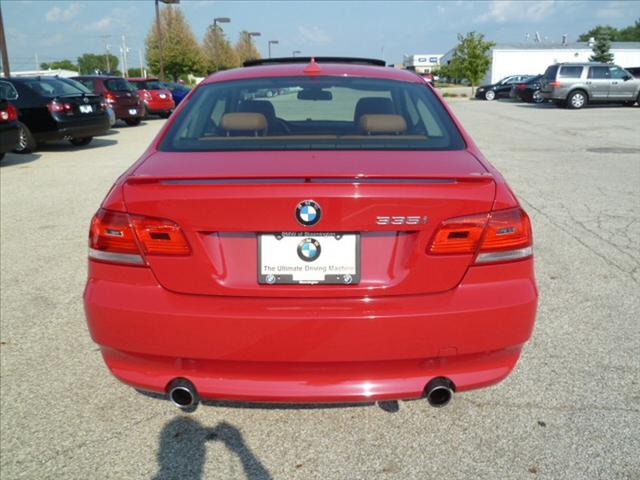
[129,78,175,115]
[0,98,20,157]
[19,77,110,142]
[84,62,538,407]
[102,78,144,121]
[540,65,585,102]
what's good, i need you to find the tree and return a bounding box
[40,59,77,71]
[446,32,494,93]
[590,35,614,63]
[203,24,239,73]
[234,31,261,65]
[127,67,144,77]
[578,19,640,42]
[77,53,119,74]
[145,5,206,80]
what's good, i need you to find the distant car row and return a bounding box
[476,62,640,109]
[0,76,191,159]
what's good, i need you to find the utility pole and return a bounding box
[0,3,10,77]
[35,52,39,70]
[120,35,129,77]
[100,35,112,72]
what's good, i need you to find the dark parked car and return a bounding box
[625,67,640,78]
[475,75,534,100]
[0,98,20,160]
[161,81,191,105]
[72,76,144,126]
[509,74,544,103]
[0,77,110,153]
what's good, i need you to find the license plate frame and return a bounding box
[258,232,360,285]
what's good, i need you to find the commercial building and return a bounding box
[403,54,443,73]
[441,41,640,84]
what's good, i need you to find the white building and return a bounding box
[441,42,640,84]
[9,69,79,78]
[403,54,443,73]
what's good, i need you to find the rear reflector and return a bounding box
[88,208,190,265]
[428,207,533,264]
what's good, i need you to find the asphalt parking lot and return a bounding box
[1,102,639,479]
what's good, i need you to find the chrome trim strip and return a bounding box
[89,248,145,265]
[475,246,533,263]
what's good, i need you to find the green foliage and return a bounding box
[578,19,640,42]
[127,67,144,77]
[145,6,206,81]
[203,25,239,73]
[446,32,495,91]
[590,36,614,63]
[235,31,261,65]
[77,53,119,74]
[40,59,78,71]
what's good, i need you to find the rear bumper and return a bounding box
[144,99,175,113]
[0,121,20,153]
[113,104,144,119]
[33,114,111,142]
[84,259,538,402]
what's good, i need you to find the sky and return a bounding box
[2,0,640,71]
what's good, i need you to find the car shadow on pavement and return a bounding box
[153,417,272,480]
[0,152,42,167]
[37,138,118,151]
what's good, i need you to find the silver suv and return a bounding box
[540,62,640,109]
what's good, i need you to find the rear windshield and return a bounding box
[559,66,583,78]
[105,78,136,92]
[21,78,84,97]
[60,78,93,94]
[130,79,163,90]
[160,76,465,152]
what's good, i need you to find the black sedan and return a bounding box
[509,74,544,103]
[0,98,20,160]
[0,77,110,153]
[475,75,534,101]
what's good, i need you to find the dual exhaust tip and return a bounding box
[167,376,455,410]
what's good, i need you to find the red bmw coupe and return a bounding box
[84,57,538,410]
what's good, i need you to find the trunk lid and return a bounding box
[110,90,140,107]
[123,150,495,297]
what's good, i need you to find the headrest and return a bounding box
[239,100,276,119]
[354,97,393,121]
[359,114,407,134]
[221,112,267,131]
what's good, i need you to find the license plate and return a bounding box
[79,105,93,113]
[259,232,360,285]
[128,108,137,115]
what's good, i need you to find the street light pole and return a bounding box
[210,17,230,73]
[0,4,11,77]
[268,40,279,59]
[155,0,180,81]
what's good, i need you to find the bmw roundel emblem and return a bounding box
[297,238,321,262]
[296,200,321,226]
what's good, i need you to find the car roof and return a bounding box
[72,75,121,80]
[555,62,616,66]
[127,77,159,81]
[202,62,424,85]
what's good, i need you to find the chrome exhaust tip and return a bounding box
[167,378,198,410]
[424,377,455,408]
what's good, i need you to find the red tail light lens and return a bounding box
[428,212,488,254]
[104,92,116,104]
[428,208,533,263]
[48,101,73,114]
[0,104,18,122]
[549,81,561,87]
[89,209,190,264]
[517,84,526,90]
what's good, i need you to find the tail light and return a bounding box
[48,101,73,114]
[549,81,561,87]
[141,90,152,101]
[0,103,18,122]
[104,92,116,104]
[89,209,190,265]
[517,84,526,90]
[428,207,532,264]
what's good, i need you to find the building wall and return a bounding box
[487,48,640,83]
